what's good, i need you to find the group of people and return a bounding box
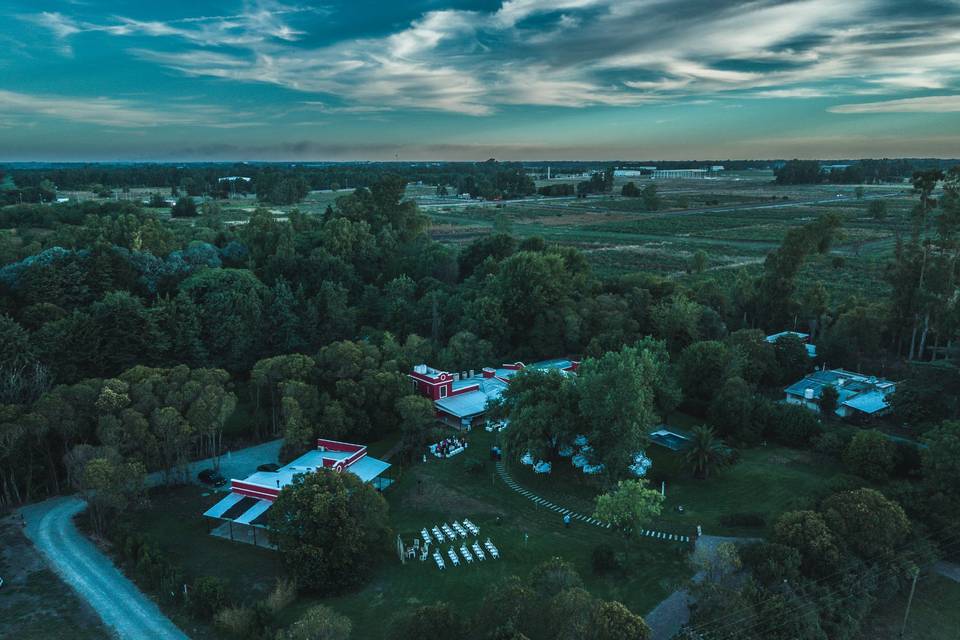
[433,436,467,458]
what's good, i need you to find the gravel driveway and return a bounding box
[15,438,284,640]
[147,438,284,488]
[19,496,189,640]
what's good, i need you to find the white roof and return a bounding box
[203,492,246,518]
[233,499,273,525]
[349,456,391,483]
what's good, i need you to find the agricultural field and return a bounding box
[418,173,915,304]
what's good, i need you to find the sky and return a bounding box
[1,0,959,161]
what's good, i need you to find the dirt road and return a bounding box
[20,496,189,640]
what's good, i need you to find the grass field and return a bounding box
[508,439,843,538]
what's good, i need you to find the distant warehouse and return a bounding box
[652,168,707,179]
[614,167,718,179]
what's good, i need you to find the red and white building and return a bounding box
[202,438,391,544]
[410,359,579,429]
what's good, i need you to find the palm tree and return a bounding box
[684,425,728,480]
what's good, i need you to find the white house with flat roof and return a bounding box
[784,369,896,418]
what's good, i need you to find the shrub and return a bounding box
[279,604,351,640]
[591,543,619,574]
[757,400,822,447]
[529,557,583,598]
[214,606,256,637]
[892,440,921,478]
[813,431,850,458]
[388,602,465,640]
[191,576,228,619]
[265,578,298,615]
[843,430,895,482]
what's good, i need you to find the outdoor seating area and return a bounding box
[405,519,496,570]
[429,436,468,459]
[554,435,650,477]
[485,419,509,432]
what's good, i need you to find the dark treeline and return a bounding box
[775,158,958,184]
[0,160,537,204]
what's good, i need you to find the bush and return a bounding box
[214,606,256,637]
[843,430,896,482]
[591,543,619,574]
[813,431,850,458]
[191,576,228,619]
[718,512,767,528]
[892,440,922,478]
[756,400,822,447]
[464,458,485,474]
[264,578,297,615]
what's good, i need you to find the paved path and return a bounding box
[645,534,763,640]
[645,589,694,640]
[148,438,283,488]
[494,460,691,542]
[935,561,960,583]
[19,496,189,640]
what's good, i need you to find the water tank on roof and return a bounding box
[804,388,814,400]
[414,364,427,374]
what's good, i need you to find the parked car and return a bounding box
[257,463,280,472]
[198,468,226,487]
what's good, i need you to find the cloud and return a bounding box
[828,95,960,113]
[0,90,244,127]
[17,0,960,116]
[750,88,829,98]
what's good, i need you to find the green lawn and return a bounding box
[128,428,691,639]
[507,434,844,538]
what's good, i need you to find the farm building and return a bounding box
[202,438,391,547]
[652,169,707,179]
[784,369,896,418]
[410,359,579,429]
[614,167,656,177]
[766,331,817,358]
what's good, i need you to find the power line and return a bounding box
[684,528,960,639]
[693,534,960,640]
[684,517,960,636]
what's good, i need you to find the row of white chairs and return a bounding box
[432,538,500,569]
[424,519,480,545]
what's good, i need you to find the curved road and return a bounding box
[19,496,189,640]
[14,439,283,640]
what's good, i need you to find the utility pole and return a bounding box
[899,566,920,639]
